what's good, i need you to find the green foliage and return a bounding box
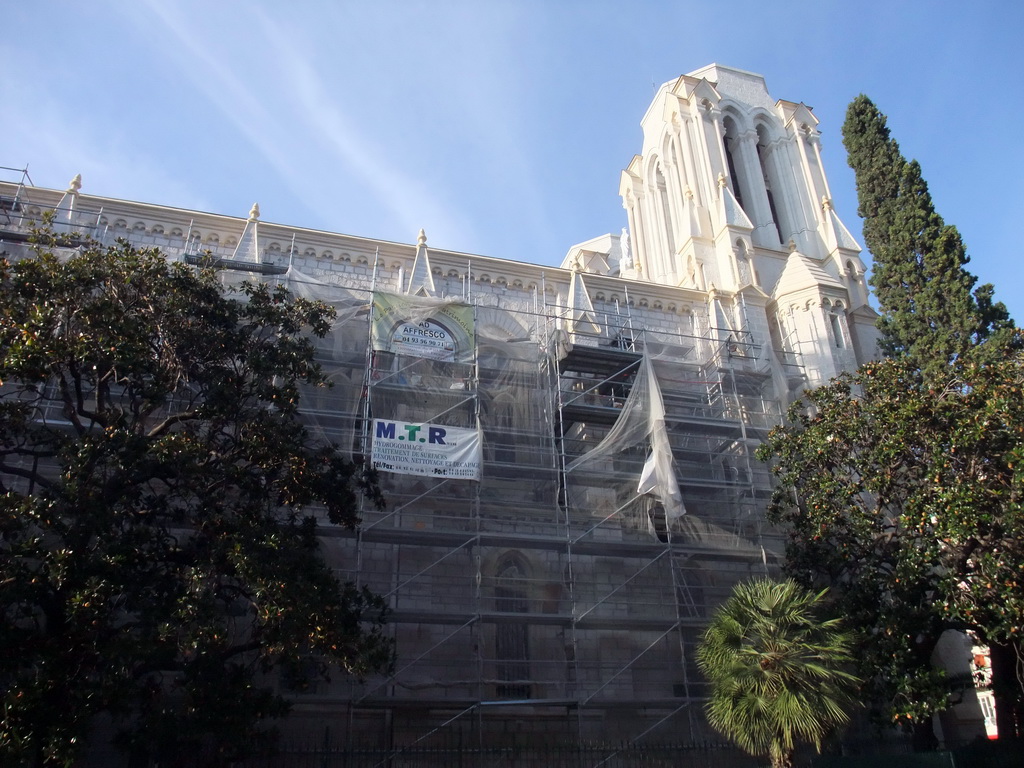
[758,351,1024,733]
[0,235,392,766]
[698,578,859,768]
[757,361,950,728]
[754,95,1024,741]
[842,95,1015,381]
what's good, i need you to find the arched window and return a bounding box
[828,302,846,349]
[494,554,531,699]
[655,164,675,255]
[722,116,745,212]
[488,391,516,464]
[756,124,785,245]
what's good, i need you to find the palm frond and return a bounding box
[698,577,860,766]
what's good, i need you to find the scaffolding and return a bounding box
[277,268,785,750]
[0,179,790,754]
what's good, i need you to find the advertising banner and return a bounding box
[371,293,475,363]
[371,418,481,480]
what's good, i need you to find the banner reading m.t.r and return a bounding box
[371,418,481,480]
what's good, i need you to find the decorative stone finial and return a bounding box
[821,195,833,212]
[67,174,82,194]
[788,238,797,253]
[248,203,260,222]
[717,172,727,189]
[417,229,427,246]
[684,186,694,200]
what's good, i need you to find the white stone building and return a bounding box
[0,64,879,755]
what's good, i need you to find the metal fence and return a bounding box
[237,740,764,768]
[236,737,1024,768]
[81,735,1024,768]
[813,738,1023,768]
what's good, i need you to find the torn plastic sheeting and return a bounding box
[566,351,685,520]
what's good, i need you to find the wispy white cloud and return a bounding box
[0,69,210,211]
[128,1,329,220]
[255,9,473,246]
[122,1,480,248]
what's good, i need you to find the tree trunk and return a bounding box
[989,639,1024,740]
[911,718,938,752]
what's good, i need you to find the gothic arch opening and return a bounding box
[829,301,847,349]
[655,163,675,255]
[721,115,746,213]
[487,390,516,464]
[494,552,531,699]
[755,123,786,246]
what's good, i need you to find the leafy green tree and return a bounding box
[760,353,1024,741]
[758,361,953,746]
[0,234,392,767]
[842,94,1015,381]
[697,578,859,768]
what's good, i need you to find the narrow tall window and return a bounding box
[757,125,786,246]
[829,308,846,349]
[656,165,675,254]
[495,556,530,698]
[492,393,515,464]
[722,117,745,212]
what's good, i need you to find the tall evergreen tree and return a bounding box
[759,97,1024,747]
[756,98,1024,743]
[842,95,1014,381]
[843,96,1024,738]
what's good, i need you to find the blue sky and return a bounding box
[4,1,1022,318]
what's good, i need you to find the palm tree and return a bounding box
[697,578,859,768]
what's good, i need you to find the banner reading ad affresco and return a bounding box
[370,293,475,363]
[371,418,481,480]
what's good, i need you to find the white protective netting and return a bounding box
[564,351,684,536]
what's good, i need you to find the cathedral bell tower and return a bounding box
[616,64,878,389]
